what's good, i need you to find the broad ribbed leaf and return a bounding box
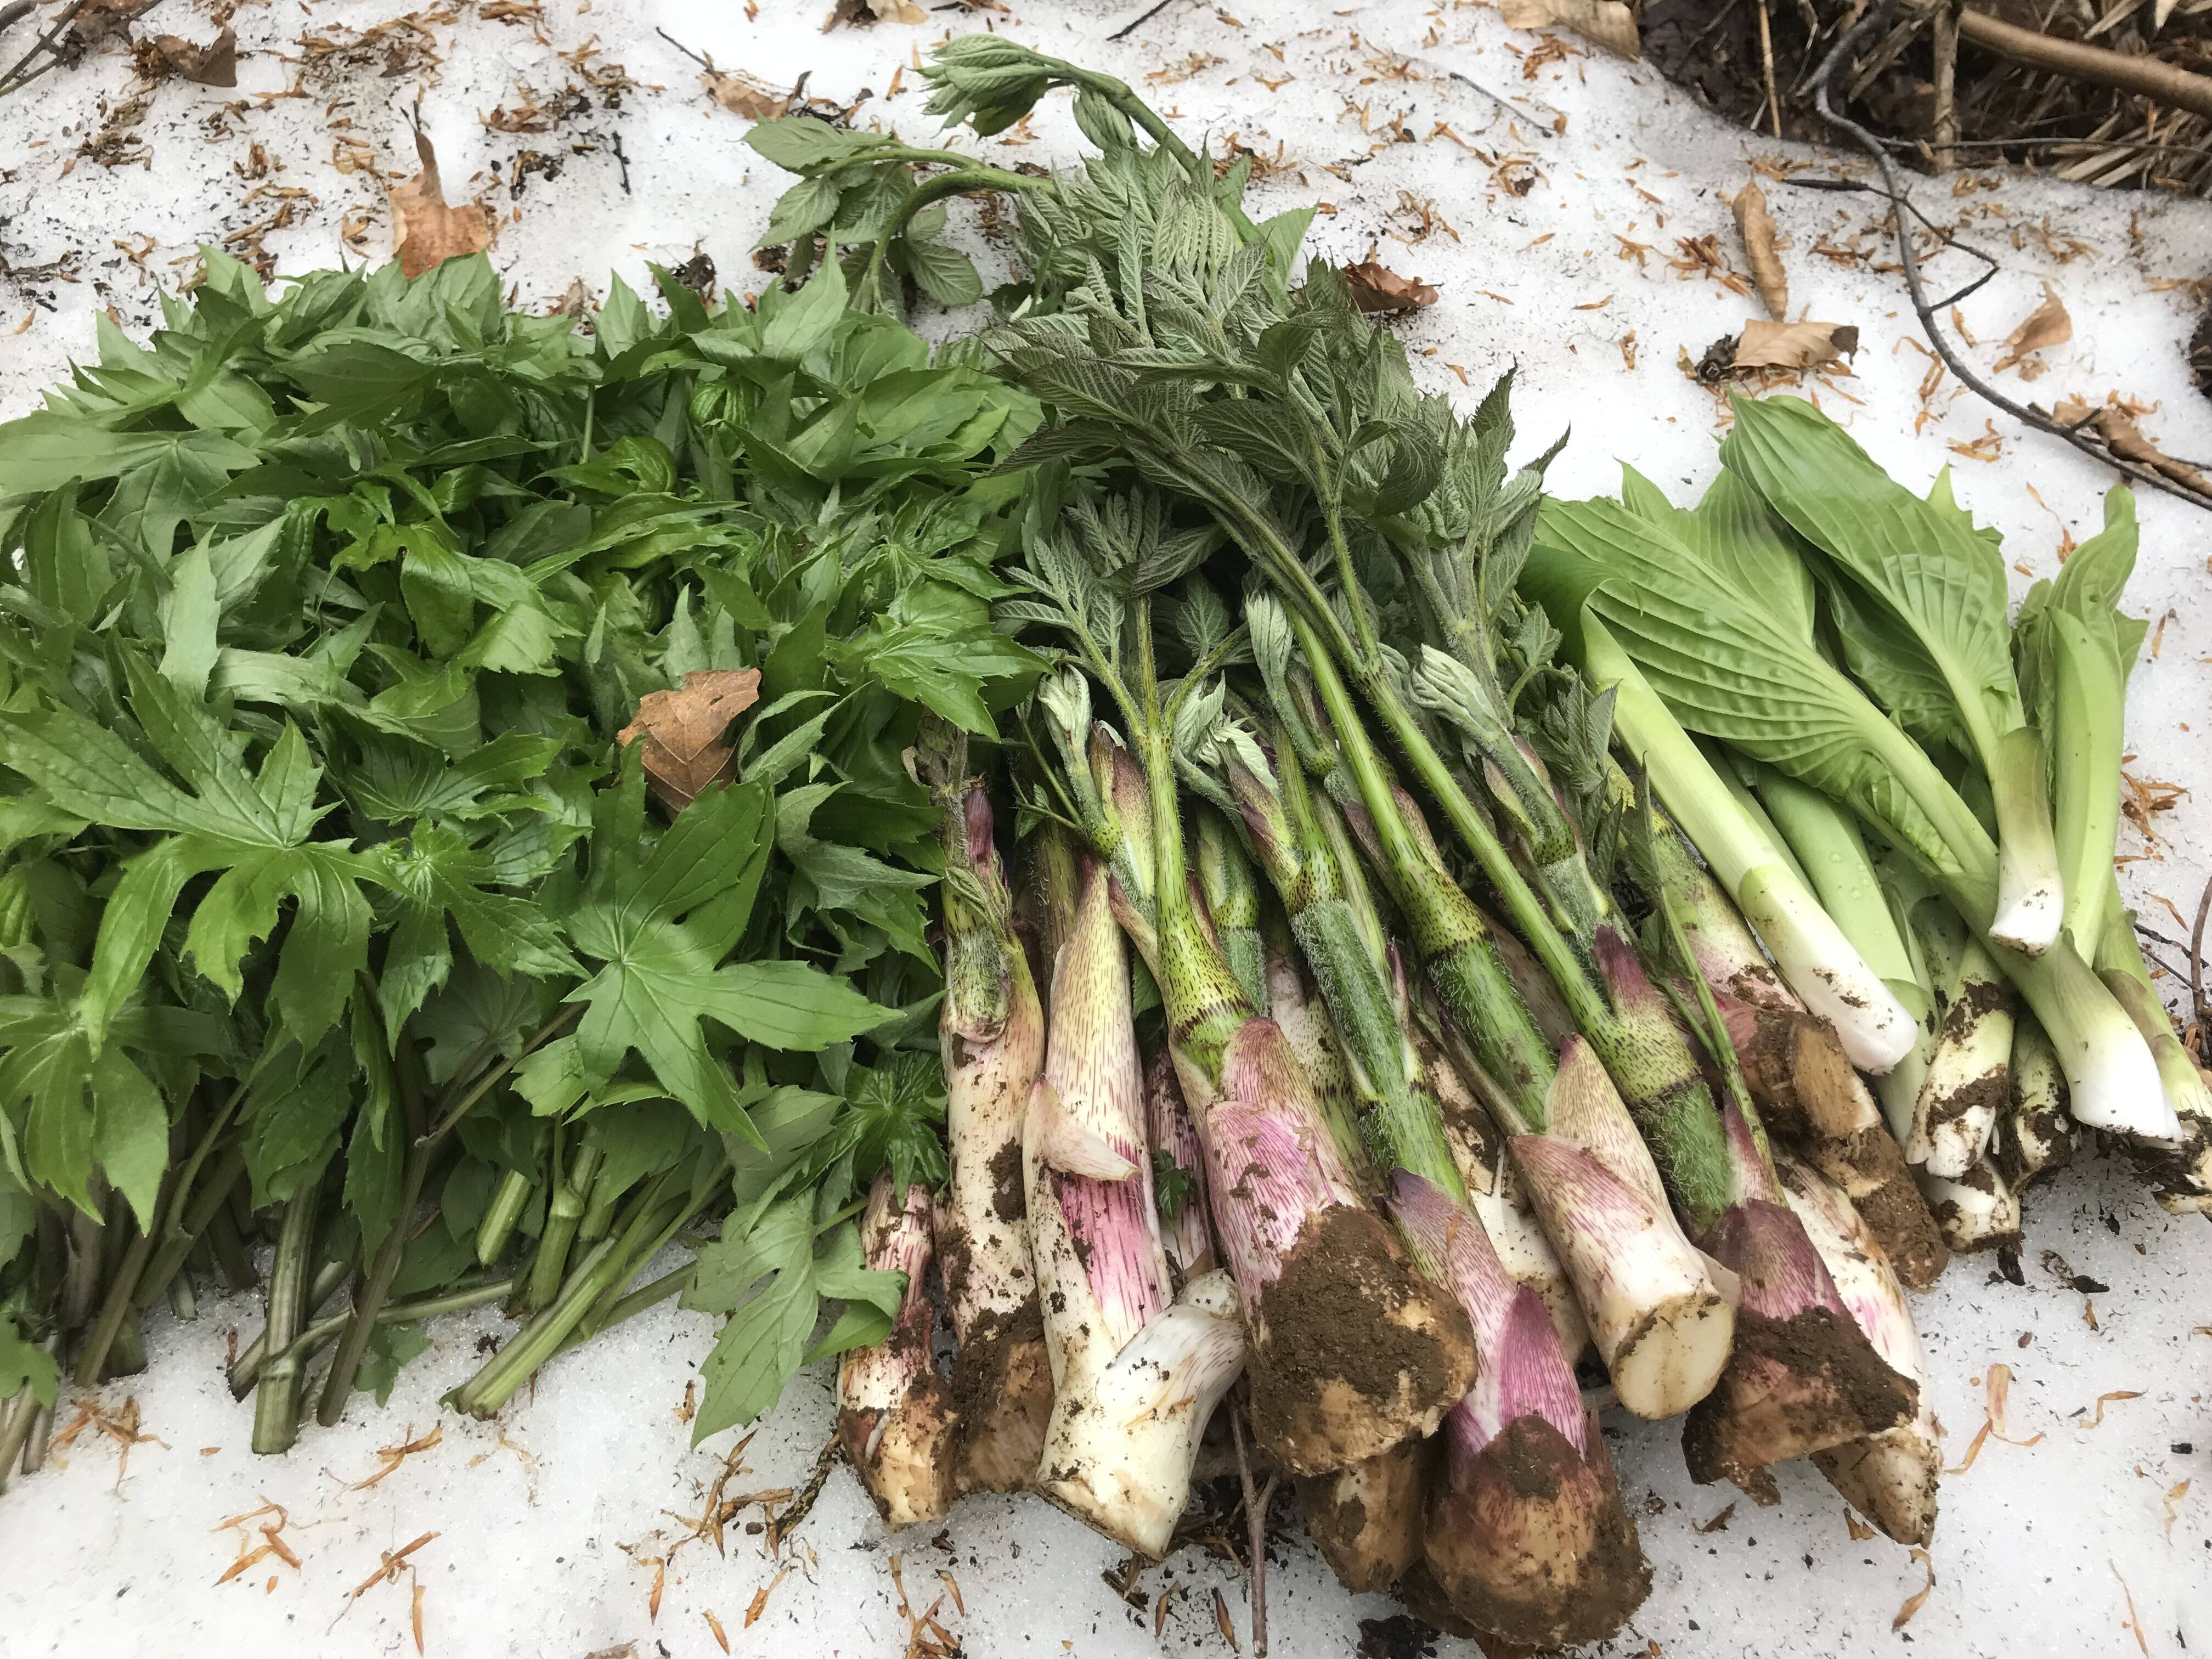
[1527,496,1965,881]
[1722,395,2022,764]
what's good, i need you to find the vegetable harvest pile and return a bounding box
[0,38,2204,1652]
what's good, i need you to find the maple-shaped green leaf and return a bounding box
[0,658,374,1052]
[562,774,893,1141]
[844,1049,948,1197]
[681,1193,904,1441]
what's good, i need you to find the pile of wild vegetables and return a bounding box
[0,35,2204,1655]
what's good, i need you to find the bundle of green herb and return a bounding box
[0,245,1045,1461]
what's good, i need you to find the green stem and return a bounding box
[315,1004,580,1427]
[267,1277,516,1384]
[131,1149,248,1317]
[230,1249,356,1398]
[476,1167,534,1267]
[451,1173,684,1419]
[251,1180,321,1455]
[559,1262,694,1348]
[523,1138,601,1313]
[1293,612,1558,1128]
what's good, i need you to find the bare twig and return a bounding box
[1807,4,2212,514]
[1108,0,1177,42]
[1930,2,1959,171]
[1228,1410,1278,1658]
[765,1429,842,1554]
[1756,0,1783,140]
[1959,5,2212,121]
[0,0,161,99]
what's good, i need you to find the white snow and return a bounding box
[2,1,2209,1655]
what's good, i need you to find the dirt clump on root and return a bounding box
[949,1298,1053,1493]
[987,1137,1026,1225]
[1247,1205,1476,1476]
[1682,1305,1918,1487]
[1423,1413,1650,1648]
[840,1368,958,1527]
[1816,1129,1949,1290]
[1299,1440,1430,1593]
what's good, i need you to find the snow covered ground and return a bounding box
[2,0,2209,1655]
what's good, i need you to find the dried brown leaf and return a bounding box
[1342,259,1437,313]
[1732,179,1788,320]
[2112,1560,2149,1655]
[1994,283,2072,374]
[1843,1509,1877,1542]
[1733,320,1859,371]
[2053,397,2210,493]
[618,668,763,814]
[1692,1503,1735,1533]
[2083,1390,2143,1427]
[702,69,791,119]
[391,129,490,281]
[2164,1480,2192,1537]
[1892,1547,1935,1631]
[143,27,239,86]
[1499,0,1639,58]
[1211,1587,1242,1653]
[704,1608,731,1654]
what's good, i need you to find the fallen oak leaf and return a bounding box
[1994,282,2071,376]
[618,668,763,814]
[1499,0,1639,58]
[1733,319,1859,371]
[138,26,239,86]
[2053,396,2211,493]
[1342,259,1438,314]
[391,127,491,281]
[1731,178,1788,320]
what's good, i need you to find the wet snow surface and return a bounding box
[3,0,2209,1654]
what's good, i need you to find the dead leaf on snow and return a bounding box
[823,0,928,27]
[1843,1509,1877,1542]
[2053,395,2211,493]
[390,127,490,280]
[1731,178,1788,320]
[1994,283,2072,376]
[139,27,239,86]
[1500,0,1639,58]
[702,70,790,118]
[1342,259,1438,313]
[1733,319,1859,370]
[619,668,764,814]
[1892,1547,1935,1631]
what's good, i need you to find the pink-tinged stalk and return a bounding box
[1683,1101,1919,1493]
[1145,1049,1216,1283]
[1716,993,1949,1292]
[1417,1017,1590,1361]
[1508,1039,1733,1419]
[1780,1156,1939,1548]
[1089,712,1472,1480]
[929,761,1053,1495]
[1389,1171,1651,1648]
[837,1172,958,1528]
[1029,850,1240,1555]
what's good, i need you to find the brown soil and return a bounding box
[1681,1306,1918,1487]
[839,1369,958,1528]
[949,1299,1053,1494]
[1424,1413,1652,1648]
[1299,1440,1430,1593]
[1814,1129,1949,1291]
[987,1137,1026,1226]
[1246,1204,1476,1476]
